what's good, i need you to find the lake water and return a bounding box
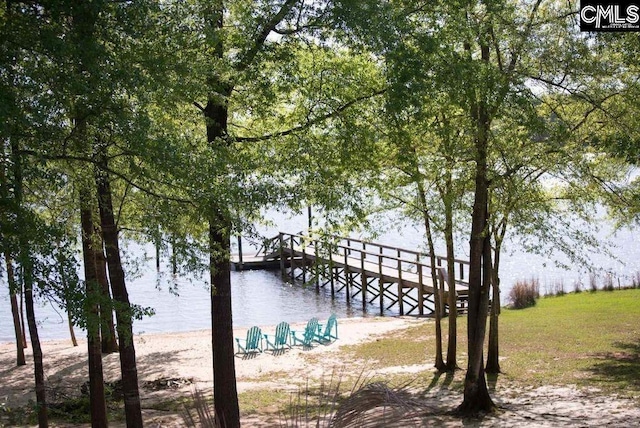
[1,210,639,343]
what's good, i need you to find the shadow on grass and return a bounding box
[586,340,640,391]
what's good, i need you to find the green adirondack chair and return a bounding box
[264,321,291,353]
[316,314,338,344]
[291,317,319,348]
[235,326,263,355]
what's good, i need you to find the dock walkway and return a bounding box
[231,232,470,316]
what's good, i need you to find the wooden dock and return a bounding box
[231,232,469,316]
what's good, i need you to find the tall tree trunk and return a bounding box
[24,272,48,427]
[205,88,240,428]
[59,264,79,347]
[96,151,143,428]
[416,178,445,371]
[155,226,161,271]
[443,170,458,371]
[80,191,108,427]
[6,255,26,365]
[2,141,26,365]
[203,2,240,426]
[67,310,78,347]
[171,235,177,275]
[209,213,239,428]
[12,138,48,426]
[97,240,118,354]
[458,42,496,415]
[486,220,505,374]
[20,285,27,348]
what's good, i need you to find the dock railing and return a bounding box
[277,231,470,292]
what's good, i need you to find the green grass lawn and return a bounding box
[341,288,640,400]
[498,289,640,397]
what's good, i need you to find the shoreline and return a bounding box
[0,316,424,409]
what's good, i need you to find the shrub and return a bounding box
[554,280,566,296]
[589,273,598,292]
[573,280,582,293]
[509,278,540,309]
[603,273,615,291]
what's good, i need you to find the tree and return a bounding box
[154,2,387,425]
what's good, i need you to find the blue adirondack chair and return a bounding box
[316,314,338,344]
[235,326,263,355]
[291,317,319,348]
[264,321,291,353]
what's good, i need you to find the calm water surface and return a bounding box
[0,266,384,343]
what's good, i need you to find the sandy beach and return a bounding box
[1,316,639,427]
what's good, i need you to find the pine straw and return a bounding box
[329,381,430,428]
[182,368,445,427]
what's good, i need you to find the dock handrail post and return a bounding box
[329,244,335,296]
[347,239,351,255]
[279,233,285,277]
[378,254,383,315]
[289,234,295,282]
[397,258,404,315]
[418,262,424,315]
[344,250,350,303]
[361,250,367,311]
[302,242,307,285]
[237,235,244,271]
[459,262,464,281]
[314,241,320,291]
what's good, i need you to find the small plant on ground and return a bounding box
[590,273,598,292]
[554,279,566,296]
[509,278,540,309]
[604,273,615,291]
[573,279,582,293]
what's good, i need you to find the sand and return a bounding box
[1,316,639,427]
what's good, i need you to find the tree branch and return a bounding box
[18,150,195,205]
[234,0,300,74]
[234,88,386,143]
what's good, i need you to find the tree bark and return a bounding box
[96,240,119,354]
[5,255,26,365]
[443,169,458,371]
[458,41,496,415]
[2,140,26,365]
[96,151,143,428]
[202,2,240,426]
[205,87,240,428]
[80,191,108,427]
[12,138,48,426]
[486,224,504,374]
[416,177,445,371]
[67,310,78,347]
[209,213,239,428]
[24,276,48,427]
